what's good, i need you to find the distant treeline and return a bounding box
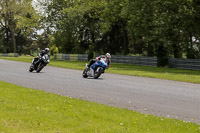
[0,0,200,66]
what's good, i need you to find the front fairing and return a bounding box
[42,54,50,64]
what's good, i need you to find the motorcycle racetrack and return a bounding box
[0,59,200,124]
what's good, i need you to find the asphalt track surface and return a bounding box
[0,59,200,124]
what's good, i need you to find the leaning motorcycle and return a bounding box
[29,54,50,73]
[82,58,108,79]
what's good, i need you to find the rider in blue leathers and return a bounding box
[87,53,111,69]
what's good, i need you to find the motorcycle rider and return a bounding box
[33,48,50,65]
[87,53,111,70]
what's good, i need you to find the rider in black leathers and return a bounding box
[33,48,50,65]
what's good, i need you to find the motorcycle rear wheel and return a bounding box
[36,63,45,73]
[94,67,103,79]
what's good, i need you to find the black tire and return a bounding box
[94,67,103,79]
[29,68,34,72]
[36,63,45,73]
[29,64,34,72]
[82,69,88,78]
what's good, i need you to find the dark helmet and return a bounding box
[45,48,50,53]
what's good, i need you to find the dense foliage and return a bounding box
[1,0,200,65]
[45,0,200,62]
[0,0,41,54]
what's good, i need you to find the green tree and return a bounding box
[43,0,200,64]
[0,0,40,53]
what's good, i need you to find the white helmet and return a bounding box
[105,53,111,60]
[45,48,50,53]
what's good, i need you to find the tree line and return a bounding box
[1,0,200,66]
[0,0,48,55]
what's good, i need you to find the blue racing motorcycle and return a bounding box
[82,58,108,79]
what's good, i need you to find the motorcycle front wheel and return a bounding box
[29,64,34,72]
[82,69,88,78]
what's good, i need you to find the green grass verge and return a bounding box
[0,81,199,132]
[1,56,200,84]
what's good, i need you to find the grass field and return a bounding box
[0,81,199,132]
[1,56,200,84]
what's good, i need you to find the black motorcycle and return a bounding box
[29,54,50,73]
